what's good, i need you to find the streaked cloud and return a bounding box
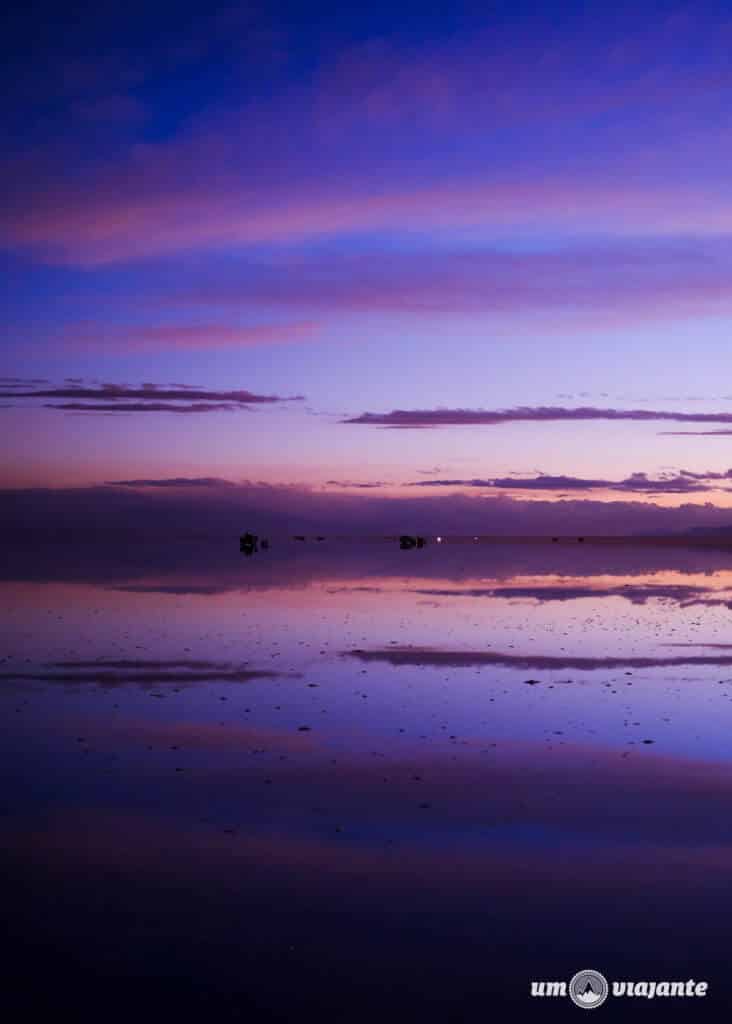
[61,320,320,351]
[343,406,732,428]
[9,14,732,266]
[0,381,304,416]
[45,401,239,414]
[106,477,234,488]
[0,383,300,403]
[164,240,732,328]
[407,471,732,494]
[660,430,732,437]
[325,480,386,489]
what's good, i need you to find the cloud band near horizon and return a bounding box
[342,406,732,428]
[406,470,732,495]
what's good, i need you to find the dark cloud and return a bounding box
[45,402,239,413]
[660,430,732,437]
[111,584,233,595]
[408,471,732,494]
[0,381,303,415]
[343,406,732,428]
[325,480,386,489]
[0,384,299,403]
[5,481,732,541]
[664,643,732,649]
[345,647,732,671]
[678,469,731,479]
[106,477,234,487]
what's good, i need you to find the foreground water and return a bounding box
[3,534,732,1018]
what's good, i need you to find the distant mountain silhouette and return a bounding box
[685,525,732,536]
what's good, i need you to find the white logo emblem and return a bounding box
[569,970,609,1009]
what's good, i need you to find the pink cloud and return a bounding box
[160,241,732,326]
[9,16,732,266]
[61,320,320,350]
[9,173,732,266]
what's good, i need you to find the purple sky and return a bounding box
[4,1,732,530]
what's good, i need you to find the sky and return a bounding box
[5,0,732,531]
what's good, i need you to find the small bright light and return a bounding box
[436,536,442,543]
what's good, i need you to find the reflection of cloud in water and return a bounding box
[0,658,286,686]
[408,583,732,606]
[346,647,732,670]
[6,740,732,876]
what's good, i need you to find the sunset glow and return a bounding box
[4,1,732,534]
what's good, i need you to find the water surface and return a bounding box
[3,534,732,1018]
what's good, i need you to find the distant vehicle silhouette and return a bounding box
[293,535,306,542]
[577,536,585,543]
[399,535,426,549]
[240,532,258,555]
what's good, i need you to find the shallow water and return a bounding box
[3,535,732,1018]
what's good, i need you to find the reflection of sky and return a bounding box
[4,547,732,1008]
[5,563,732,766]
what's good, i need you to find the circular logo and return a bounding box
[569,970,609,1009]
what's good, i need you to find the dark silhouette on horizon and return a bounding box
[399,535,427,549]
[236,531,732,552]
[239,532,259,555]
